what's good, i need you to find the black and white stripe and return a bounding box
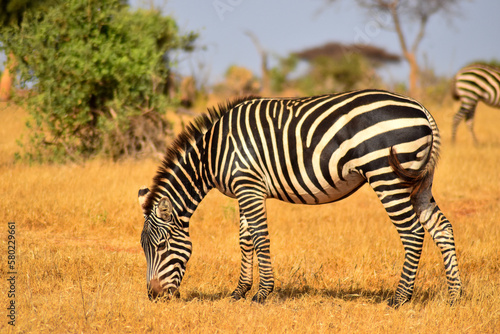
[452,63,500,144]
[138,89,462,307]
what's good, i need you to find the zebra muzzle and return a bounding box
[148,278,180,301]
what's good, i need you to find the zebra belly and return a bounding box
[214,165,365,204]
[270,171,366,205]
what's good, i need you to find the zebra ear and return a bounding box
[157,197,173,221]
[138,186,150,214]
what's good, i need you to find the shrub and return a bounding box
[1,0,196,162]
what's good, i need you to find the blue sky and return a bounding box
[2,0,498,88]
[131,0,500,86]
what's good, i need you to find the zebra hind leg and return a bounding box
[231,211,254,300]
[375,187,425,307]
[412,189,462,305]
[464,108,478,145]
[451,106,468,143]
[389,199,425,307]
[452,104,478,145]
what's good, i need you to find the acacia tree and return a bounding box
[323,0,465,97]
[292,42,400,94]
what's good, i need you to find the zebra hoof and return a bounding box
[251,293,267,304]
[448,288,463,306]
[387,296,410,309]
[230,292,245,301]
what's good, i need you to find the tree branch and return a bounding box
[245,30,270,93]
[385,0,410,58]
[411,14,428,54]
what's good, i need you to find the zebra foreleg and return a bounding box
[231,211,254,300]
[413,193,462,305]
[236,192,274,303]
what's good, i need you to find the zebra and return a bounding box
[138,89,462,307]
[452,63,500,144]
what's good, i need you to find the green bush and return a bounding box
[1,0,196,162]
[269,54,298,93]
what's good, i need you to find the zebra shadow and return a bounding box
[273,285,447,306]
[180,286,394,304]
[273,285,394,304]
[182,289,233,302]
[180,285,445,305]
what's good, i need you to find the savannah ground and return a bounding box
[0,100,499,333]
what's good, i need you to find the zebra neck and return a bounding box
[158,140,211,226]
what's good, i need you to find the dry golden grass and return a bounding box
[0,100,499,333]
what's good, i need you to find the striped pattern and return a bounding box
[452,63,500,144]
[139,89,462,306]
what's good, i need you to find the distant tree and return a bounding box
[419,63,453,105]
[269,54,299,93]
[0,0,61,100]
[1,0,197,162]
[290,42,395,94]
[214,65,260,97]
[322,0,466,98]
[294,42,400,66]
[245,31,271,94]
[296,53,382,95]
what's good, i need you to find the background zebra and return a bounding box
[452,63,500,144]
[138,89,462,307]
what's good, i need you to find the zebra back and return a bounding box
[453,63,500,106]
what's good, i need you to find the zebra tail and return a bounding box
[388,143,437,197]
[451,78,460,101]
[451,87,460,101]
[450,76,460,101]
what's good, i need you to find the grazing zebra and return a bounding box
[452,63,500,144]
[138,89,462,307]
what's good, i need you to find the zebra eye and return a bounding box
[157,240,167,251]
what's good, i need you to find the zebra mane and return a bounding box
[143,95,259,215]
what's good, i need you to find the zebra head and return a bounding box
[138,187,192,301]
